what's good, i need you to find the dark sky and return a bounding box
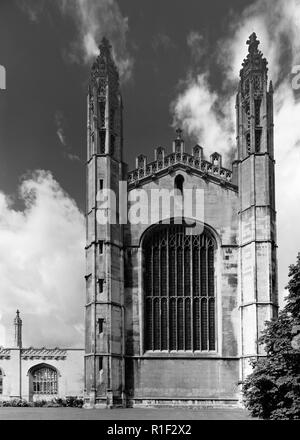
[0,0,252,212]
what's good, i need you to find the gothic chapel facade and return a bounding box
[85,34,278,407]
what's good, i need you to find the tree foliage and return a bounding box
[242,254,300,419]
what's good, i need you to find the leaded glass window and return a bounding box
[32,366,58,395]
[144,224,216,351]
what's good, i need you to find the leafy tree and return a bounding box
[242,254,300,419]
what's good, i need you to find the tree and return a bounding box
[242,254,300,419]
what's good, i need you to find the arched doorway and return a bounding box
[143,223,216,352]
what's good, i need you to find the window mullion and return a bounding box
[167,229,170,352]
[183,239,185,350]
[152,298,155,351]
[159,238,161,350]
[190,236,193,351]
[175,231,177,350]
[199,245,202,349]
[151,243,154,297]
[206,240,209,350]
[175,297,178,351]
[151,241,154,350]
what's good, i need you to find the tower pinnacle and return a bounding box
[98,36,112,53]
[90,36,119,87]
[240,33,268,77]
[14,310,22,348]
[246,32,260,54]
[176,128,183,140]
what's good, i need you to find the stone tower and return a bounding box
[236,33,278,379]
[85,38,126,407]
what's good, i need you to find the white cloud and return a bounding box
[172,0,300,305]
[17,0,134,82]
[172,73,235,160]
[0,170,85,347]
[219,0,300,87]
[59,0,133,81]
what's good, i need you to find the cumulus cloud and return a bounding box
[172,73,235,159]
[0,170,85,348]
[17,0,133,82]
[172,0,300,305]
[171,29,236,161]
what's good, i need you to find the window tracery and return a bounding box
[144,224,216,351]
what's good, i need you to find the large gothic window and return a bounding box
[143,224,216,351]
[32,366,58,395]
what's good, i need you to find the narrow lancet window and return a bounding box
[175,175,184,195]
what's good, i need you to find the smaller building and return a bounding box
[0,311,84,402]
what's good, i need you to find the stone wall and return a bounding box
[0,348,84,401]
[123,168,240,402]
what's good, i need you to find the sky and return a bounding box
[0,0,300,347]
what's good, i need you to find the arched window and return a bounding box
[0,368,3,395]
[31,366,58,395]
[143,224,216,351]
[175,175,184,195]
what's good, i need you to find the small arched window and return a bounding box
[0,368,3,395]
[175,175,184,195]
[32,366,58,395]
